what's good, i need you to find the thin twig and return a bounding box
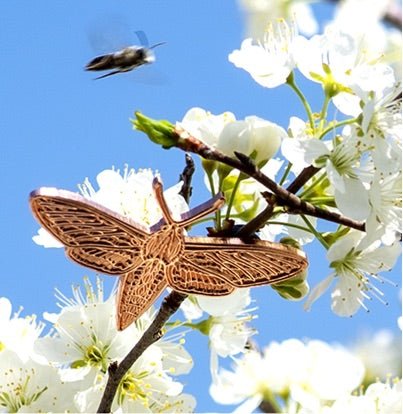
[236,196,275,238]
[286,165,320,194]
[384,6,403,30]
[179,153,195,203]
[259,399,279,414]
[174,128,365,233]
[97,291,187,413]
[237,165,322,237]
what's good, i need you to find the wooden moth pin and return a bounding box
[30,177,308,330]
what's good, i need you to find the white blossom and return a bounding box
[179,295,204,321]
[326,0,402,79]
[321,379,402,414]
[74,346,189,413]
[282,116,316,175]
[260,214,317,246]
[179,108,284,167]
[197,288,252,317]
[333,64,396,117]
[210,348,268,410]
[356,85,402,176]
[229,19,298,88]
[34,278,135,378]
[288,340,364,412]
[238,0,318,39]
[199,290,255,358]
[0,297,45,363]
[282,133,371,221]
[218,116,284,165]
[305,231,401,316]
[34,278,194,412]
[150,393,196,413]
[351,330,402,382]
[210,338,364,413]
[293,26,396,111]
[32,227,63,248]
[182,289,256,379]
[177,107,235,148]
[366,171,402,243]
[79,166,188,225]
[0,349,77,413]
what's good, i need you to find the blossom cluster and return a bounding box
[210,338,402,414]
[0,281,196,412]
[2,284,400,413]
[22,0,402,412]
[172,0,402,318]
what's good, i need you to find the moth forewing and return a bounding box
[29,187,150,249]
[29,188,150,275]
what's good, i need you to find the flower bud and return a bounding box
[177,107,236,148]
[271,269,309,300]
[218,116,285,167]
[132,112,177,149]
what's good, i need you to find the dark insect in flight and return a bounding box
[85,30,165,80]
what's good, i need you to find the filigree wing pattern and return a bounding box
[179,237,308,290]
[30,188,150,274]
[66,246,144,275]
[117,260,168,330]
[165,263,235,296]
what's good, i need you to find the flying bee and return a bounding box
[85,30,165,80]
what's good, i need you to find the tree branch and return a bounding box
[174,128,365,233]
[236,196,275,238]
[286,165,320,194]
[97,291,187,413]
[179,153,195,203]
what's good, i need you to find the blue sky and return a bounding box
[1,1,401,411]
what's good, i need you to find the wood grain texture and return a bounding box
[30,178,308,330]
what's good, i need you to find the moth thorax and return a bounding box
[143,225,185,263]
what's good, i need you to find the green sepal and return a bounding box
[132,111,177,149]
[202,158,218,175]
[271,269,309,301]
[71,359,87,369]
[322,226,351,247]
[279,236,301,250]
[217,163,233,183]
[186,317,213,336]
[221,174,260,221]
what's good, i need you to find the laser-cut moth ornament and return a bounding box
[30,177,308,330]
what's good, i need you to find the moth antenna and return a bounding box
[178,193,225,228]
[149,41,166,50]
[152,177,176,224]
